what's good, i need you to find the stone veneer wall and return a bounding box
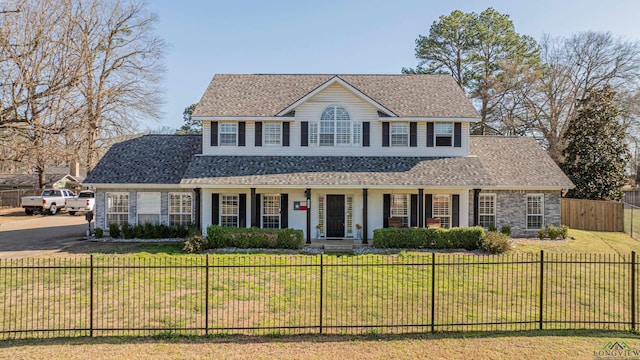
[468,190,562,238]
[94,189,195,230]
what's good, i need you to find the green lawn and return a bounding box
[1,233,638,339]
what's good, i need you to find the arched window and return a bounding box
[319,106,351,146]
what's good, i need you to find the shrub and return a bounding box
[372,227,485,250]
[108,223,121,238]
[559,225,569,239]
[488,224,497,232]
[537,228,547,240]
[121,222,135,239]
[480,231,511,254]
[205,226,304,249]
[183,233,207,253]
[94,228,104,238]
[499,225,511,237]
[547,224,561,240]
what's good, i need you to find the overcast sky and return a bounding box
[149,0,640,130]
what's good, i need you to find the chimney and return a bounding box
[71,162,80,177]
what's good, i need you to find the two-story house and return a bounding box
[84,74,574,241]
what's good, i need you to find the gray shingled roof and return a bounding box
[84,135,202,184]
[84,134,573,189]
[470,136,574,188]
[181,156,493,187]
[193,74,479,118]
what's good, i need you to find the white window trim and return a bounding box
[263,122,282,146]
[168,192,193,226]
[478,193,496,229]
[390,193,410,227]
[261,194,281,229]
[311,106,362,147]
[434,122,453,147]
[137,192,161,225]
[390,123,409,147]
[220,194,239,227]
[526,194,544,230]
[106,192,129,226]
[219,122,238,146]
[432,194,451,229]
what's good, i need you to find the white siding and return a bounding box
[202,83,471,157]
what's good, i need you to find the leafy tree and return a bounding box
[561,86,630,200]
[176,103,201,135]
[406,8,540,134]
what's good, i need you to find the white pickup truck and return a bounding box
[21,189,75,215]
[65,190,95,215]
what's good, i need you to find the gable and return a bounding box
[294,82,380,122]
[192,74,480,119]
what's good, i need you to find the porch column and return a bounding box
[305,188,311,244]
[418,189,424,228]
[194,188,201,232]
[250,188,258,227]
[473,189,481,226]
[362,188,368,244]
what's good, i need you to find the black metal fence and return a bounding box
[0,251,637,339]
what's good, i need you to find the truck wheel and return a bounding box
[68,211,76,216]
[25,208,33,215]
[49,204,58,215]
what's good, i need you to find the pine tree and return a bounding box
[561,86,630,200]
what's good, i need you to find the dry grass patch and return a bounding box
[0,331,638,359]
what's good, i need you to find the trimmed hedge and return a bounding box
[372,227,485,250]
[107,222,194,239]
[206,225,304,249]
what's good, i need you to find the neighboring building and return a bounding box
[0,164,86,191]
[84,74,574,240]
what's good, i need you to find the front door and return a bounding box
[326,195,345,238]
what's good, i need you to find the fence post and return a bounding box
[539,250,544,330]
[89,254,94,337]
[319,254,323,335]
[632,251,636,332]
[431,252,435,333]
[205,254,209,335]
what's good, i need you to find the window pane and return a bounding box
[391,124,408,147]
[137,192,161,224]
[336,121,351,145]
[169,193,192,226]
[478,194,496,228]
[106,193,128,225]
[262,194,280,229]
[352,122,361,145]
[527,195,544,229]
[391,193,409,227]
[309,123,318,146]
[435,123,453,134]
[219,123,237,146]
[221,194,239,227]
[319,106,351,146]
[263,123,281,145]
[433,194,450,228]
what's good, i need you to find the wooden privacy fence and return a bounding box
[561,198,623,232]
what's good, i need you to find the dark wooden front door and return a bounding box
[326,195,345,238]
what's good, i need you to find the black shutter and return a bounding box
[255,122,262,147]
[301,121,309,146]
[382,122,389,147]
[410,122,417,147]
[452,194,460,227]
[410,194,418,227]
[210,122,218,147]
[425,194,433,219]
[251,190,259,228]
[426,123,434,147]
[255,194,261,228]
[363,122,370,147]
[280,194,288,229]
[238,122,246,147]
[383,194,390,228]
[454,122,462,147]
[239,194,247,227]
[283,122,290,147]
[211,193,219,225]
